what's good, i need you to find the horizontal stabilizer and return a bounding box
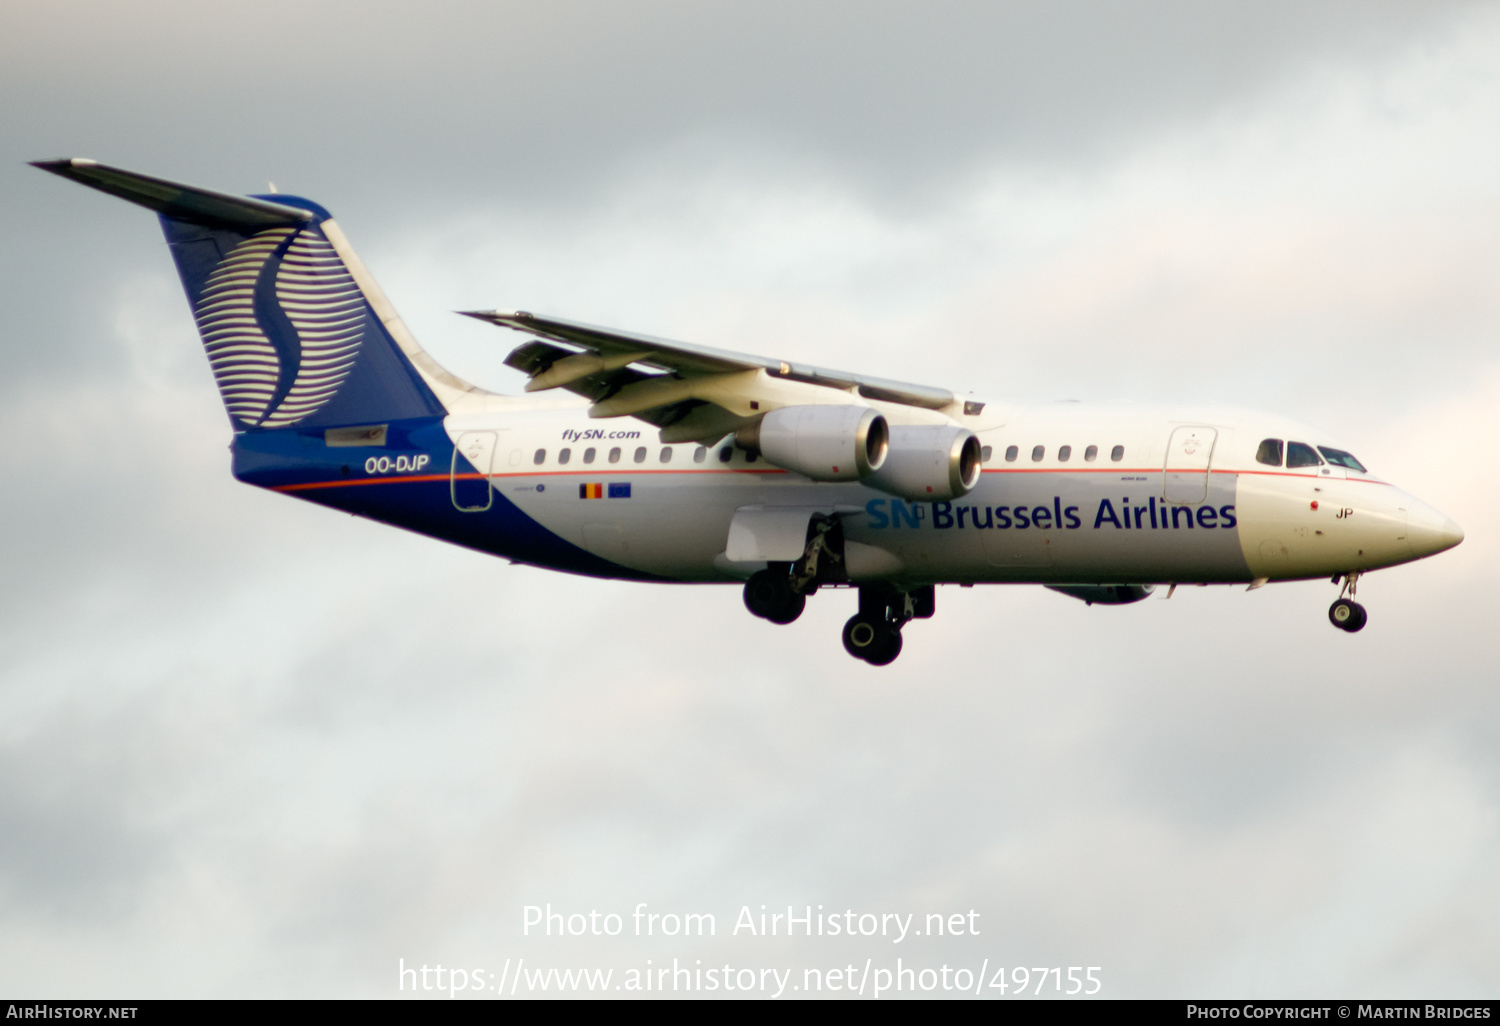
[30,158,313,230]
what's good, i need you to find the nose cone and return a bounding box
[1443,518,1465,548]
[1407,500,1464,558]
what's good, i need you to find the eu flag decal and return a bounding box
[608,482,632,499]
[579,483,603,499]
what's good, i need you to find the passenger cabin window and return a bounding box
[633,446,647,463]
[558,447,571,465]
[1058,445,1072,462]
[1004,445,1018,462]
[1286,442,1322,468]
[583,447,596,464]
[660,447,673,463]
[608,447,622,464]
[746,450,758,463]
[533,448,546,465]
[1031,445,1045,462]
[1256,439,1284,466]
[718,445,733,463]
[1084,445,1098,462]
[694,446,707,463]
[981,446,993,462]
[1318,446,1367,473]
[1110,445,1124,462]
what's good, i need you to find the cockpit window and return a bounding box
[1318,446,1367,473]
[1255,439,1283,467]
[1285,441,1322,468]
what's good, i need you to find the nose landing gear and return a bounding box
[1328,572,1368,633]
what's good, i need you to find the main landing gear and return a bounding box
[740,516,933,664]
[841,584,935,666]
[743,565,805,624]
[1328,572,1368,633]
[741,516,845,626]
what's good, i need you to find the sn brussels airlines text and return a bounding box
[866,497,1238,532]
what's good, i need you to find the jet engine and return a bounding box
[735,405,888,481]
[867,425,982,502]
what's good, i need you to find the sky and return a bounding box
[1,0,1498,999]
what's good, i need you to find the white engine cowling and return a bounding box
[736,405,888,481]
[867,425,982,501]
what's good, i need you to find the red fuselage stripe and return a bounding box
[274,463,1390,494]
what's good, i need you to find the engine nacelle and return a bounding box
[736,405,888,482]
[867,425,982,502]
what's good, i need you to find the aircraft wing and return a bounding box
[460,310,961,443]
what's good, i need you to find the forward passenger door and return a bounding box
[1163,426,1217,504]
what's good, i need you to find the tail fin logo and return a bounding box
[193,224,365,428]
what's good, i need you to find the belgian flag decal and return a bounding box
[578,483,632,499]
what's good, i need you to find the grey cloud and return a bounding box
[3,1,1488,392]
[2,530,1498,993]
[3,0,1499,999]
[1,1,1484,205]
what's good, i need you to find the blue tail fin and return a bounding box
[33,159,458,430]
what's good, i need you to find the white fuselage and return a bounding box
[433,395,1460,587]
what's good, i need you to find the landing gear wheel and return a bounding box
[842,614,880,658]
[1329,599,1368,632]
[744,569,805,625]
[865,626,903,666]
[1347,602,1367,631]
[842,614,903,664]
[766,592,805,625]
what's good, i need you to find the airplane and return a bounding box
[32,159,1465,665]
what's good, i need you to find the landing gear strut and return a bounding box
[738,515,935,664]
[1328,572,1368,633]
[741,516,846,626]
[842,584,934,666]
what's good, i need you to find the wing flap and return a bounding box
[502,338,659,405]
[470,310,754,376]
